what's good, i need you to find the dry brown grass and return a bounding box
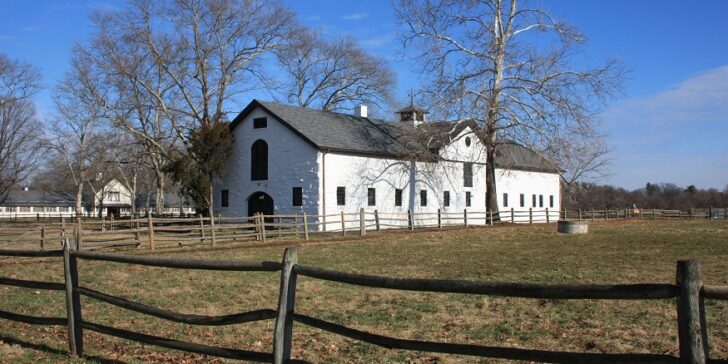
[0,219,727,363]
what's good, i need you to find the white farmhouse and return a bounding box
[214,100,561,229]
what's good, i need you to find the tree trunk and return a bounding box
[154,168,165,216]
[485,144,500,221]
[75,182,84,218]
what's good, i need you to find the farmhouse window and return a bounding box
[368,188,376,206]
[550,195,554,208]
[251,139,268,180]
[107,191,121,202]
[19,206,30,212]
[503,193,509,207]
[520,194,525,207]
[253,117,267,129]
[539,195,544,208]
[221,190,229,207]
[336,187,345,206]
[465,192,472,207]
[532,194,537,207]
[443,191,450,207]
[420,190,428,207]
[292,187,303,206]
[463,163,473,187]
[394,189,402,207]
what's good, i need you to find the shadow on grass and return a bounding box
[0,334,128,364]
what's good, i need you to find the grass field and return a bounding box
[1,219,727,363]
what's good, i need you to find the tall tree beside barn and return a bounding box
[396,0,623,218]
[0,54,45,203]
[276,29,396,113]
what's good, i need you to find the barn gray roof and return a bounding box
[231,100,557,173]
[1,190,75,207]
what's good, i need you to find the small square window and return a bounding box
[253,117,267,129]
[221,189,229,207]
[394,189,402,207]
[465,192,471,207]
[336,187,345,206]
[420,190,427,207]
[368,188,376,206]
[503,193,508,208]
[292,187,302,207]
[443,191,450,207]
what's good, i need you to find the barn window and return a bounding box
[394,189,402,207]
[443,191,450,207]
[463,163,473,187]
[253,117,267,129]
[292,187,303,206]
[221,190,229,207]
[251,140,268,180]
[550,195,554,208]
[420,190,427,207]
[464,137,471,147]
[368,188,376,206]
[465,192,472,207]
[539,195,544,208]
[520,194,525,207]
[503,193,509,208]
[532,194,537,207]
[336,187,345,206]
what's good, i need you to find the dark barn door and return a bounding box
[248,192,274,217]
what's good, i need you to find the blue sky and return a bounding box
[1,0,727,190]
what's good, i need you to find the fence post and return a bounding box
[273,247,298,364]
[546,208,550,223]
[489,209,493,226]
[134,215,141,247]
[511,208,514,224]
[437,209,442,228]
[653,208,656,220]
[709,207,714,221]
[260,214,267,242]
[374,210,380,231]
[40,225,46,249]
[110,214,114,231]
[676,260,706,364]
[210,214,217,247]
[578,209,582,221]
[591,209,595,221]
[463,209,468,227]
[147,214,155,250]
[303,212,309,241]
[294,214,300,238]
[63,239,83,356]
[198,214,206,243]
[341,211,346,236]
[529,208,533,224]
[359,208,366,236]
[75,217,83,251]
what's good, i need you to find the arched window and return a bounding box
[251,139,268,180]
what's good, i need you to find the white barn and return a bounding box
[214,100,561,229]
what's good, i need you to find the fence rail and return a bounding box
[1,244,726,363]
[0,207,725,251]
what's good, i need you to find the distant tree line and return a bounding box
[565,182,728,210]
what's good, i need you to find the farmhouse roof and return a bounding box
[230,100,557,173]
[1,190,75,207]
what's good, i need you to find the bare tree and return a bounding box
[79,0,295,229]
[277,29,396,112]
[397,0,624,218]
[0,54,45,202]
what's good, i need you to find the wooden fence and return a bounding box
[1,244,727,363]
[0,207,725,251]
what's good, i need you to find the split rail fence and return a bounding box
[1,244,727,363]
[0,207,725,251]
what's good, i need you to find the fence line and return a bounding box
[0,244,726,363]
[0,207,725,251]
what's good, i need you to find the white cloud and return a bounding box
[20,26,36,32]
[0,35,15,41]
[359,34,395,48]
[600,65,728,189]
[341,12,368,20]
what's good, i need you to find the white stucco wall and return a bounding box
[495,168,561,222]
[214,108,320,217]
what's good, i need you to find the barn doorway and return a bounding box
[248,191,274,217]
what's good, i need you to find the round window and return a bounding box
[465,136,471,147]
